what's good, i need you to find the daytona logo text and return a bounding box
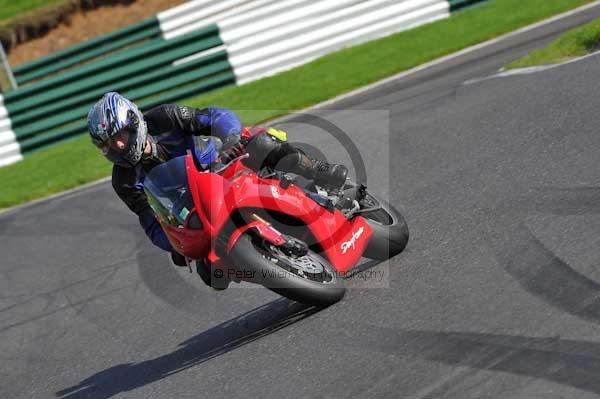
[340,226,365,254]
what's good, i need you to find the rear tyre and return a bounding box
[229,233,345,306]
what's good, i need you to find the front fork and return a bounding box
[225,215,287,254]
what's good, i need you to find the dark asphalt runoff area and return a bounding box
[4,4,600,398]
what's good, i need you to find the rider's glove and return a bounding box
[219,141,245,164]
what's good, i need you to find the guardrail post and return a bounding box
[0,43,18,92]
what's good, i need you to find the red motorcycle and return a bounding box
[143,135,408,306]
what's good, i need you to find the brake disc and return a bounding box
[267,245,325,275]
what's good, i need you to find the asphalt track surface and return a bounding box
[5,6,600,399]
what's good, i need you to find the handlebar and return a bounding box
[202,153,250,174]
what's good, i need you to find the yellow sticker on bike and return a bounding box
[267,128,287,142]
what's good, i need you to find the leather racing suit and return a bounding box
[111,104,343,254]
[112,104,245,253]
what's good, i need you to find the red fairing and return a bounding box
[162,222,211,259]
[162,154,371,274]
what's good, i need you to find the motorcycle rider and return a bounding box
[87,92,348,287]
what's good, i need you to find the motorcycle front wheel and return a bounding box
[229,233,345,306]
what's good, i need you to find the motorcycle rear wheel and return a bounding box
[360,192,409,260]
[229,233,345,306]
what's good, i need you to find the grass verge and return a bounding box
[0,0,595,209]
[506,16,600,69]
[0,0,63,22]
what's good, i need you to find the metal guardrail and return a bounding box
[12,18,162,85]
[448,0,487,12]
[217,0,450,84]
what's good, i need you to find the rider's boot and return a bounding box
[291,151,348,190]
[311,159,348,190]
[196,261,229,290]
[170,251,189,267]
[246,132,348,189]
[171,252,228,289]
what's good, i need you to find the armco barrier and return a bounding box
[0,23,234,160]
[18,72,234,153]
[156,0,450,84]
[448,0,486,11]
[0,95,21,167]
[228,0,449,84]
[0,0,490,167]
[12,18,162,85]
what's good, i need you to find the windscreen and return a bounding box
[143,156,195,228]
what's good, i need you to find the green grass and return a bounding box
[0,0,593,209]
[0,136,112,208]
[0,0,64,22]
[507,17,600,69]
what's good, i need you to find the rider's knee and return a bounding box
[246,132,294,169]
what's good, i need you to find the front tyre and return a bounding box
[229,233,345,306]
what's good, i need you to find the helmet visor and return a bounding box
[96,126,140,166]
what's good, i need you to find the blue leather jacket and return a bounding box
[111,104,242,252]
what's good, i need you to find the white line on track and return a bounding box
[462,49,600,85]
[0,177,111,216]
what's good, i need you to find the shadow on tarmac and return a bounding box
[56,298,321,399]
[358,328,600,397]
[487,186,600,325]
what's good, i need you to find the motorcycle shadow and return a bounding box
[55,298,321,399]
